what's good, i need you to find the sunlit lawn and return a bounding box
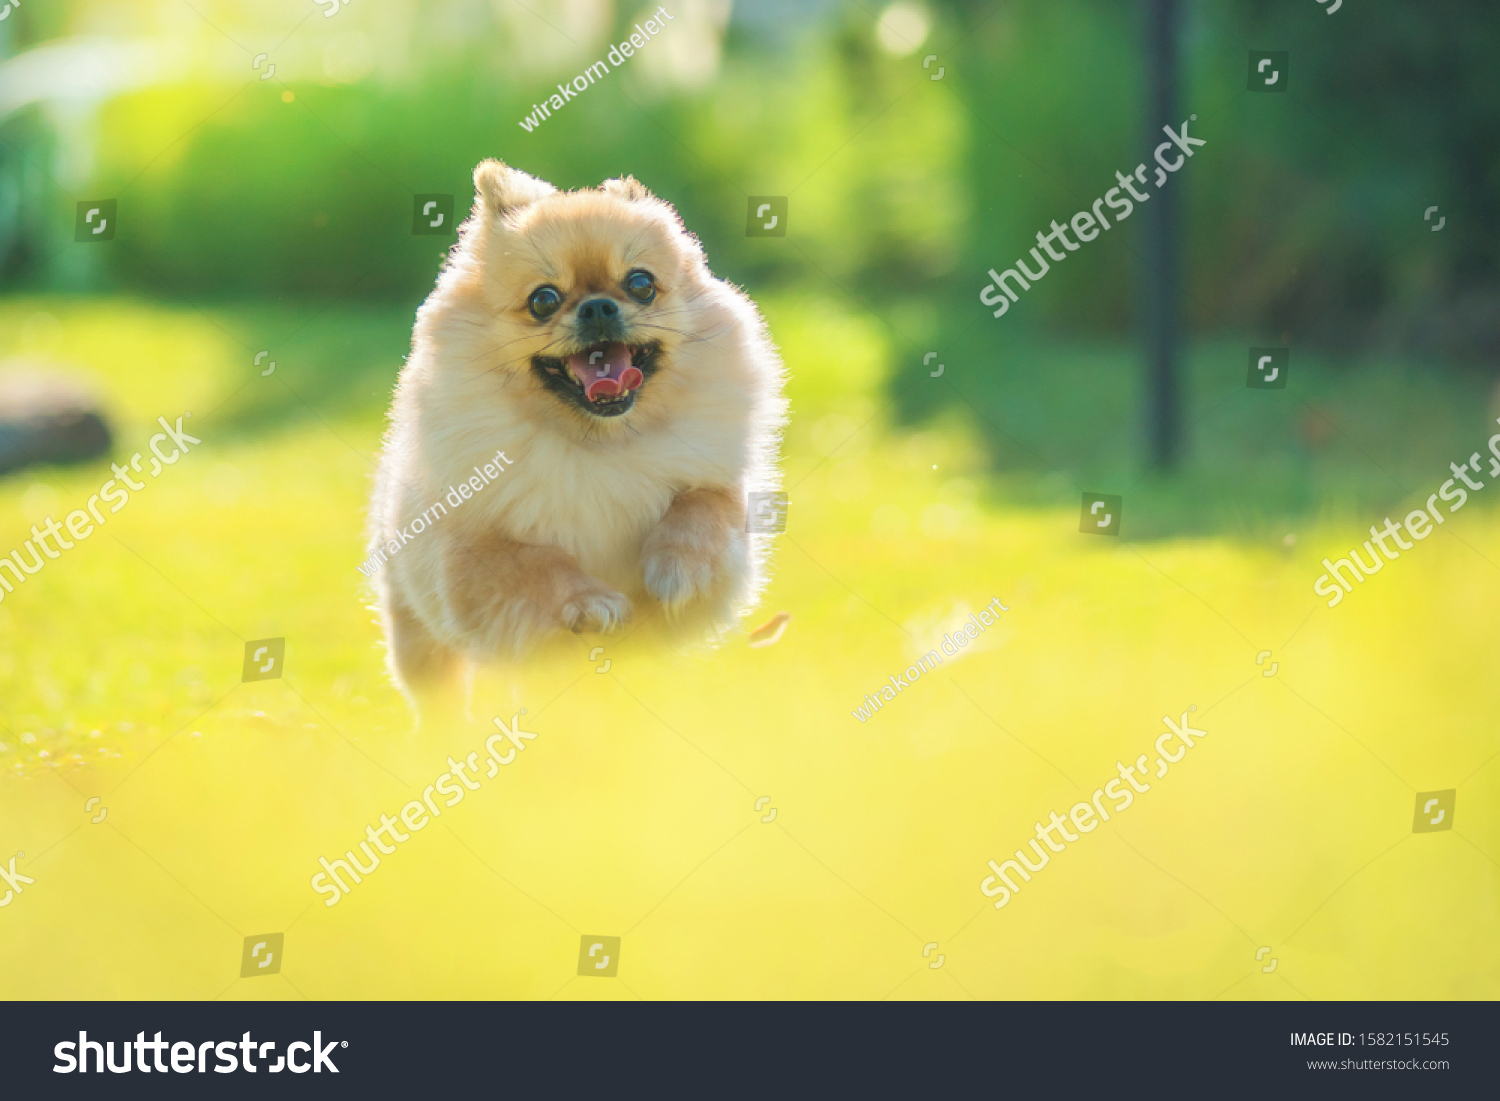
[0,296,1496,1000]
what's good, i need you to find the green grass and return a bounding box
[889,318,1500,539]
[0,295,1496,1000]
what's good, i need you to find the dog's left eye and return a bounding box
[624,271,656,303]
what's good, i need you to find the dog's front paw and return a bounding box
[642,487,746,615]
[642,541,719,613]
[559,578,631,634]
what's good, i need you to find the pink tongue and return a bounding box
[567,344,644,401]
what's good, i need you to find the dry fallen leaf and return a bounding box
[748,611,791,648]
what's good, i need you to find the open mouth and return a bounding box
[531,341,660,418]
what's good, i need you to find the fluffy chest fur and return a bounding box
[385,363,756,595]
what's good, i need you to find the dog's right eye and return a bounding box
[528,286,563,320]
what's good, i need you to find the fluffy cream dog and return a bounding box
[367,160,786,700]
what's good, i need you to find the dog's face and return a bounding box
[461,161,706,422]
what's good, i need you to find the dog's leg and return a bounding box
[641,486,747,616]
[441,533,630,657]
[383,592,468,713]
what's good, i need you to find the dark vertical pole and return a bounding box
[0,15,14,282]
[1143,0,1181,470]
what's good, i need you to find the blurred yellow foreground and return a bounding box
[0,299,1496,999]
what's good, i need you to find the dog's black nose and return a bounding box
[574,296,626,343]
[576,298,620,323]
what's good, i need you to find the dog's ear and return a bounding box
[473,160,555,218]
[601,175,654,203]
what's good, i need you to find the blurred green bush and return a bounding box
[2,0,1496,362]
